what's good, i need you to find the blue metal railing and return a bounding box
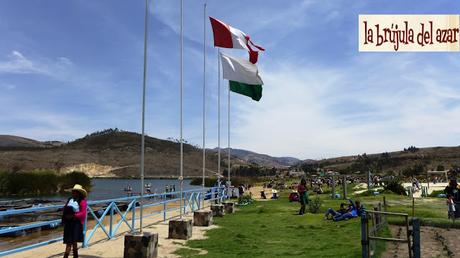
[0,186,226,257]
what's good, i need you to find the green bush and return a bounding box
[238,193,254,204]
[383,178,407,195]
[59,171,92,192]
[190,177,217,187]
[308,194,322,214]
[428,190,445,197]
[0,170,91,196]
[0,170,59,195]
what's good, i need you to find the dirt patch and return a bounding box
[382,225,460,258]
[248,186,274,201]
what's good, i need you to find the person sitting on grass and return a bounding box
[324,202,349,220]
[332,199,363,222]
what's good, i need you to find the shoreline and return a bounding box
[0,178,201,200]
[90,176,212,179]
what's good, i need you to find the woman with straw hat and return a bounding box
[62,184,87,258]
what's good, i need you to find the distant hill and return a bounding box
[0,135,45,148]
[0,135,64,149]
[213,148,300,168]
[296,146,460,176]
[0,130,228,178]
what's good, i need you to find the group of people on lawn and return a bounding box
[296,178,364,221]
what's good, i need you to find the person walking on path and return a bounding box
[62,184,88,258]
[298,178,308,215]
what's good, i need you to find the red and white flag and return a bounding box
[209,16,264,63]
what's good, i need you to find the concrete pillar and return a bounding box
[223,202,234,214]
[193,210,213,226]
[123,232,158,258]
[168,218,193,240]
[211,204,224,217]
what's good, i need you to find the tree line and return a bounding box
[0,171,91,196]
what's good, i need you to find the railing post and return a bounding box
[221,186,225,201]
[221,187,224,202]
[183,192,187,214]
[412,217,420,258]
[361,213,368,258]
[83,203,89,248]
[109,202,114,238]
[163,194,167,222]
[132,198,136,232]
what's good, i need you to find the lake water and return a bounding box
[0,178,200,202]
[0,178,201,252]
[90,178,200,200]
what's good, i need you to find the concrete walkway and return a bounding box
[7,205,217,258]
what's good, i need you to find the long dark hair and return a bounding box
[300,178,307,186]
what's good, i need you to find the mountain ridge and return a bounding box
[212,148,300,167]
[0,130,295,177]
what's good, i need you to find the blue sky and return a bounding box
[1,0,460,159]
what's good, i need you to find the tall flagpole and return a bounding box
[139,0,150,232]
[227,79,231,186]
[217,49,221,197]
[179,0,184,219]
[201,3,207,208]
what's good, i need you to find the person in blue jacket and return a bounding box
[333,199,364,222]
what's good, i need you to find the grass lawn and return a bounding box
[176,194,365,258]
[175,189,452,258]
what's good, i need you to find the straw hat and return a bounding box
[71,184,87,198]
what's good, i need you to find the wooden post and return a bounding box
[405,216,412,258]
[342,175,348,200]
[412,217,421,258]
[367,171,371,190]
[361,213,368,258]
[383,197,387,224]
[331,175,336,199]
[426,171,429,190]
[374,207,380,225]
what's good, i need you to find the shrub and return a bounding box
[0,170,59,195]
[238,193,254,204]
[190,177,217,187]
[383,178,407,195]
[59,171,91,192]
[308,194,322,214]
[428,190,444,197]
[0,170,91,196]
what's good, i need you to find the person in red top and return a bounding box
[297,178,308,215]
[62,184,87,258]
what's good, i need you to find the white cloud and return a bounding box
[230,54,460,159]
[0,50,72,78]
